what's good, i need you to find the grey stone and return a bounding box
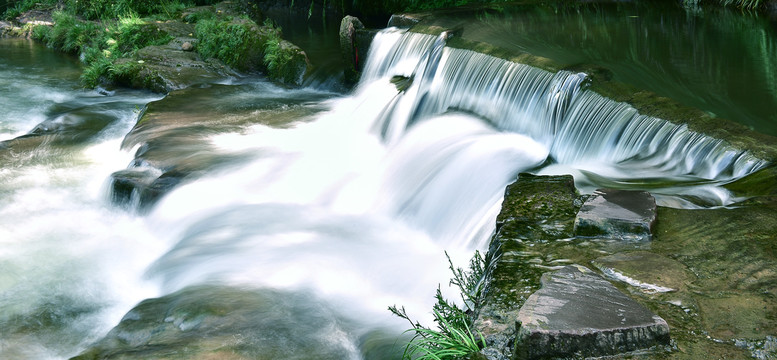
[575,188,657,241]
[514,265,670,359]
[338,15,377,86]
[387,14,422,28]
[180,41,193,51]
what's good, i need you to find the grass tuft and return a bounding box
[389,251,491,360]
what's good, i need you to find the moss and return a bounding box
[195,15,269,72]
[725,165,777,197]
[262,28,309,85]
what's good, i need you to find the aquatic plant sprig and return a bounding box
[389,251,490,359]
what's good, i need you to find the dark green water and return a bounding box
[420,1,777,136]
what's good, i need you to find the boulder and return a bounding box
[387,14,422,28]
[110,168,183,213]
[112,44,238,93]
[574,188,657,241]
[339,15,375,85]
[339,15,364,85]
[514,265,671,359]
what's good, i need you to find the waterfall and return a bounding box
[1,25,769,360]
[359,28,767,186]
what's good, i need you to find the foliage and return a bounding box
[262,20,305,84]
[716,0,763,9]
[2,0,56,20]
[38,11,102,54]
[388,251,489,360]
[31,11,170,87]
[195,15,265,71]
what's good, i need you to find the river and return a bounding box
[1,2,775,358]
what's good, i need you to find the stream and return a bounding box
[1,2,776,358]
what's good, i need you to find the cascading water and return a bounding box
[0,21,768,360]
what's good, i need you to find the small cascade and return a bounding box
[550,91,767,180]
[359,27,767,189]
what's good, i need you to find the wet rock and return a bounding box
[112,44,238,93]
[70,285,358,360]
[110,168,184,212]
[339,16,376,86]
[592,251,693,294]
[514,265,670,359]
[474,174,583,359]
[339,15,364,85]
[388,14,422,28]
[496,173,582,241]
[575,188,657,241]
[267,38,311,86]
[180,41,193,51]
[725,164,777,197]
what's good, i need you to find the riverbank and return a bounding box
[1,1,311,92]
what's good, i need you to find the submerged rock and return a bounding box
[514,265,671,359]
[574,188,657,241]
[70,285,359,360]
[592,251,693,294]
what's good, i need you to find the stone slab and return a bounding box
[515,265,670,359]
[575,188,656,241]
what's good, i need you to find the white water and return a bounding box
[0,27,768,358]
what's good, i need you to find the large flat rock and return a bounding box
[515,265,670,359]
[574,188,657,241]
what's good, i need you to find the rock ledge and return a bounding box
[515,265,670,359]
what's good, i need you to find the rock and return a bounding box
[496,173,582,241]
[514,265,671,359]
[387,14,422,28]
[574,188,657,241]
[110,168,183,213]
[474,174,583,359]
[266,39,311,86]
[112,45,238,93]
[592,251,693,294]
[181,41,193,51]
[71,285,359,360]
[339,15,365,85]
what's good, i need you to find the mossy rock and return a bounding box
[474,173,584,359]
[71,285,358,360]
[496,173,582,240]
[266,38,310,86]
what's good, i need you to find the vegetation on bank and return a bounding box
[2,0,306,90]
[389,251,489,359]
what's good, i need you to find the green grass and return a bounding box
[717,0,764,9]
[388,251,490,360]
[195,15,268,71]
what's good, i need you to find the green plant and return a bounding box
[388,251,490,360]
[195,15,264,71]
[717,0,763,9]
